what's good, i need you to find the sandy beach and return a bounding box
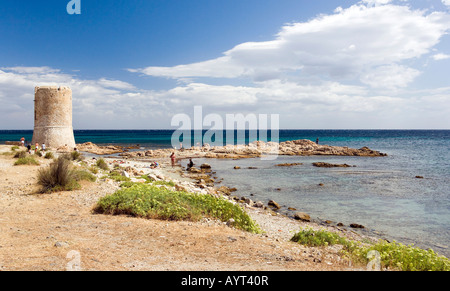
[0,144,382,271]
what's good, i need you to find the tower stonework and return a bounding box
[32,86,76,149]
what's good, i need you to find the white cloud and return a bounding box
[360,64,421,90]
[432,53,450,60]
[443,0,450,7]
[2,1,450,130]
[130,1,450,89]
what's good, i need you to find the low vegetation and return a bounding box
[96,158,109,171]
[93,183,262,234]
[37,157,96,193]
[105,171,131,182]
[61,151,84,162]
[44,152,55,159]
[291,228,450,271]
[13,151,27,159]
[14,156,40,166]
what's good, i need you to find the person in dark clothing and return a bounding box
[187,158,194,170]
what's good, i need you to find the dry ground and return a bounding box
[0,145,362,271]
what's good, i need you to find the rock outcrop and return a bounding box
[105,139,387,159]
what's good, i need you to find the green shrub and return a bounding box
[61,151,84,161]
[291,227,348,247]
[96,158,109,170]
[355,240,450,271]
[108,171,131,182]
[73,169,97,182]
[11,146,20,151]
[291,228,450,271]
[13,151,27,159]
[89,166,99,174]
[93,183,261,233]
[119,181,137,188]
[14,156,40,166]
[44,152,55,159]
[37,157,79,193]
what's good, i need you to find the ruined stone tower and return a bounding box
[32,86,76,149]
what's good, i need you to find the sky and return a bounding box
[0,0,450,130]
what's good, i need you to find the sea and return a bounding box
[1,129,449,257]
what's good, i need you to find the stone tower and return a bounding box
[32,86,76,149]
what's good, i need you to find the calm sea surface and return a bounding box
[1,130,449,257]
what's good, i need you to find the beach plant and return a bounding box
[44,152,55,159]
[13,150,27,159]
[11,146,20,151]
[72,168,97,183]
[37,157,79,193]
[89,166,99,174]
[14,156,40,166]
[37,157,97,193]
[291,228,450,271]
[96,158,109,171]
[291,227,349,247]
[61,151,84,162]
[107,171,131,182]
[93,183,262,234]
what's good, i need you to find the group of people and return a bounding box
[20,137,46,154]
[170,151,195,171]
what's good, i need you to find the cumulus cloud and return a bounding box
[0,67,146,129]
[2,1,450,129]
[130,1,450,89]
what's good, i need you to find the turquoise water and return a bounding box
[1,130,449,257]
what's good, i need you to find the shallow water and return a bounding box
[178,131,449,257]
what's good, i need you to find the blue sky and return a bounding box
[1,0,450,129]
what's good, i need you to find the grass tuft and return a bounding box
[37,157,96,193]
[44,152,55,159]
[14,156,40,166]
[96,158,109,171]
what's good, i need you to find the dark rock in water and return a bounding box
[247,167,258,169]
[415,176,424,179]
[294,212,311,222]
[275,163,303,167]
[200,163,211,169]
[234,166,241,170]
[313,162,353,168]
[268,200,281,210]
[350,223,365,229]
[337,223,344,227]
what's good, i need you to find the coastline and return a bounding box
[1,142,447,271]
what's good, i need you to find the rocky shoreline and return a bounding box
[75,139,387,159]
[71,141,389,235]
